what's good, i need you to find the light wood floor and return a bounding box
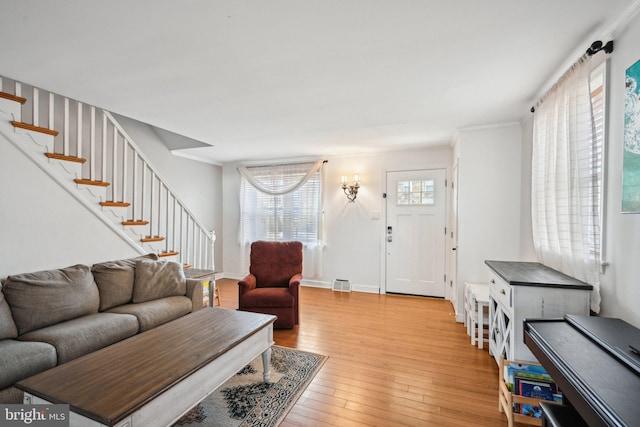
[216,279,508,426]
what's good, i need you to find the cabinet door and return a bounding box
[489,295,512,365]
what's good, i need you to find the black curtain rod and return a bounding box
[530,40,614,113]
[586,40,614,56]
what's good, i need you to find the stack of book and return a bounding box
[505,361,562,418]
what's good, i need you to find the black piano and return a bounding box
[524,315,640,426]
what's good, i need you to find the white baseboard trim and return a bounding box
[218,273,380,294]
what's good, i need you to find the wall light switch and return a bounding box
[370,211,380,220]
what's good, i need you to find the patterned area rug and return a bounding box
[173,346,326,427]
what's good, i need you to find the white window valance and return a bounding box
[238,160,325,195]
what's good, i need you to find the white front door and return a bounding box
[386,169,446,297]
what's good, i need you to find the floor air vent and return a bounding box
[332,279,351,292]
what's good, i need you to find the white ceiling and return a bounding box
[0,0,635,163]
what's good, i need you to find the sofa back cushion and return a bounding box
[0,285,18,340]
[132,260,186,303]
[92,253,159,311]
[3,264,100,335]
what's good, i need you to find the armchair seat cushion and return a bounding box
[240,288,295,308]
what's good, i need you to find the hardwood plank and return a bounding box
[215,278,509,426]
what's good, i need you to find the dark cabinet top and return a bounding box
[485,260,593,290]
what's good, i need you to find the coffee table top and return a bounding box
[17,308,275,426]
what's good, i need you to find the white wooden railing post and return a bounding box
[209,230,216,270]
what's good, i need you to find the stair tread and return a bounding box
[11,121,59,136]
[141,236,165,242]
[45,153,86,164]
[122,220,149,226]
[0,91,27,104]
[74,178,110,187]
[100,201,130,207]
[158,251,179,257]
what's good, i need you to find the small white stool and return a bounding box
[464,282,490,349]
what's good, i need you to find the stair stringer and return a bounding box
[0,110,148,256]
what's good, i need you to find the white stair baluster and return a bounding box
[112,130,117,200]
[132,152,138,220]
[64,98,69,155]
[48,93,54,132]
[32,87,39,127]
[102,113,107,182]
[122,140,128,203]
[76,102,83,159]
[90,106,95,181]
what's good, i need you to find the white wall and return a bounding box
[0,115,222,277]
[452,123,530,319]
[222,146,452,293]
[0,135,141,276]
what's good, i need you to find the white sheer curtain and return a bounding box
[531,56,603,312]
[238,160,326,278]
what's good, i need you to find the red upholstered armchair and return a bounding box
[238,241,302,329]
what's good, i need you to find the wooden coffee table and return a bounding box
[17,308,276,427]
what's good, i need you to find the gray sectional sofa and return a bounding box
[0,254,203,403]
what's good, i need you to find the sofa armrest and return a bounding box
[185,278,203,312]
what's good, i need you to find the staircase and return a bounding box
[0,76,215,269]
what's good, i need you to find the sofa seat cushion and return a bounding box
[106,296,192,332]
[3,264,100,334]
[240,288,295,308]
[18,313,139,364]
[0,340,57,389]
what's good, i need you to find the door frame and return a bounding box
[379,165,451,297]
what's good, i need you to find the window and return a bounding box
[239,161,324,247]
[531,56,607,313]
[397,179,435,205]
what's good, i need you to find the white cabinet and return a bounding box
[486,261,592,365]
